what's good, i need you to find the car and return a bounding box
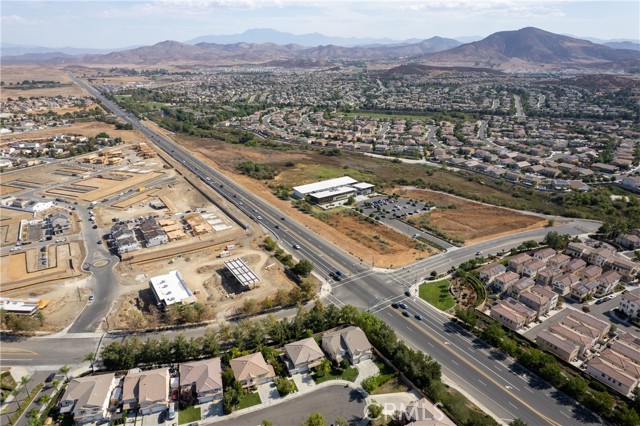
[293,244,301,249]
[404,291,411,297]
[88,294,94,301]
[274,224,279,229]
[476,251,483,255]
[398,302,408,310]
[402,310,410,317]
[205,177,211,181]
[595,299,605,305]
[329,271,342,281]
[391,303,399,309]
[45,373,56,383]
[97,240,102,245]
[257,215,263,220]
[415,314,423,320]
[92,225,98,229]
[280,217,285,221]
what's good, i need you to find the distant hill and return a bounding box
[419,27,640,71]
[603,41,640,51]
[383,63,503,76]
[185,28,409,47]
[0,43,139,57]
[298,37,461,60]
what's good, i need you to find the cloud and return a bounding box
[1,14,39,25]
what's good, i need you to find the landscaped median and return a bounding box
[419,279,456,311]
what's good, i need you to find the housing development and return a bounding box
[2,4,640,426]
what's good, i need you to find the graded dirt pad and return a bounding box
[111,188,161,209]
[0,242,84,292]
[2,121,149,144]
[171,135,430,267]
[0,185,21,196]
[0,208,31,244]
[63,172,162,202]
[0,65,89,100]
[396,188,546,244]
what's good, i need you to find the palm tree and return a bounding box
[38,394,51,406]
[58,365,70,381]
[20,376,32,397]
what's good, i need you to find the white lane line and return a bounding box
[478,379,487,387]
[509,402,518,410]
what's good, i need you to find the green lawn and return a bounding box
[313,366,359,384]
[237,392,262,410]
[419,280,456,311]
[178,406,201,425]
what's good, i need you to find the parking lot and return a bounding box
[357,196,453,249]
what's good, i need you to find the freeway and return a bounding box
[13,74,601,425]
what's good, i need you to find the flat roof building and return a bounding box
[292,176,374,205]
[149,270,196,308]
[224,258,260,288]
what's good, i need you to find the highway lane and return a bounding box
[59,74,604,426]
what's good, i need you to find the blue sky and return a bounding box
[2,0,639,48]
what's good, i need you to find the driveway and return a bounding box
[354,359,379,386]
[291,372,316,392]
[201,400,223,419]
[214,384,366,426]
[256,382,281,406]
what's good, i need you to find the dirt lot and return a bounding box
[0,208,31,244]
[109,244,296,330]
[395,188,547,244]
[0,242,84,291]
[0,65,89,100]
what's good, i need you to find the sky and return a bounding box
[2,0,639,49]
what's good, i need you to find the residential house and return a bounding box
[595,270,621,297]
[548,253,571,269]
[139,217,168,247]
[490,298,536,330]
[565,242,591,260]
[616,232,640,250]
[284,337,325,374]
[59,373,117,425]
[549,323,596,357]
[606,256,639,280]
[523,259,546,278]
[230,353,276,389]
[122,368,170,414]
[492,271,520,293]
[589,247,616,267]
[535,267,563,286]
[536,330,580,362]
[552,273,580,296]
[563,258,587,275]
[585,356,639,397]
[619,288,640,319]
[179,358,223,403]
[531,286,558,311]
[479,263,507,284]
[508,253,533,274]
[621,176,640,193]
[519,290,550,319]
[581,265,603,281]
[570,280,599,302]
[563,311,611,343]
[322,326,373,365]
[509,277,535,298]
[533,248,556,262]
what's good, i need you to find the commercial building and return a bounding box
[292,176,374,204]
[149,270,196,308]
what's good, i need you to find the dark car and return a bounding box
[281,217,286,221]
[402,310,410,317]
[92,225,98,229]
[45,372,56,383]
[329,272,342,281]
[415,314,423,320]
[398,302,408,310]
[404,291,411,297]
[391,303,399,309]
[97,240,102,245]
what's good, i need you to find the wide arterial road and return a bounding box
[38,75,599,425]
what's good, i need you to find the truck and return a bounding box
[90,201,98,206]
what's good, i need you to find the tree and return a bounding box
[38,394,51,406]
[367,401,383,419]
[613,404,640,426]
[292,259,314,277]
[275,377,296,396]
[562,376,587,400]
[481,322,505,346]
[59,365,70,381]
[315,359,331,378]
[543,231,571,250]
[334,419,349,426]
[20,376,32,396]
[509,419,528,426]
[361,375,379,393]
[242,298,260,316]
[455,308,477,328]
[261,421,273,426]
[263,237,277,251]
[301,412,326,426]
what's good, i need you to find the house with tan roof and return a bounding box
[508,253,532,274]
[509,277,535,298]
[492,271,520,293]
[552,273,580,296]
[548,253,571,268]
[122,368,170,415]
[403,397,456,426]
[570,280,599,302]
[322,326,372,365]
[535,267,563,286]
[284,337,325,374]
[595,270,621,297]
[585,356,639,397]
[59,373,117,425]
[478,263,506,284]
[230,352,276,389]
[523,259,546,278]
[549,323,596,356]
[619,288,640,319]
[536,330,580,362]
[533,248,556,262]
[179,358,223,403]
[490,298,536,330]
[519,290,550,319]
[563,311,610,343]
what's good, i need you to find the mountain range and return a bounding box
[2,28,639,71]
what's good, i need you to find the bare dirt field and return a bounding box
[109,244,296,330]
[0,65,89,100]
[0,208,31,245]
[395,188,546,244]
[0,185,21,196]
[0,242,84,292]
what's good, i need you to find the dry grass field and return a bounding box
[0,65,89,100]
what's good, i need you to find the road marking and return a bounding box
[509,402,518,410]
[0,348,38,356]
[478,379,487,386]
[562,412,571,418]
[451,360,459,366]
[390,310,563,426]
